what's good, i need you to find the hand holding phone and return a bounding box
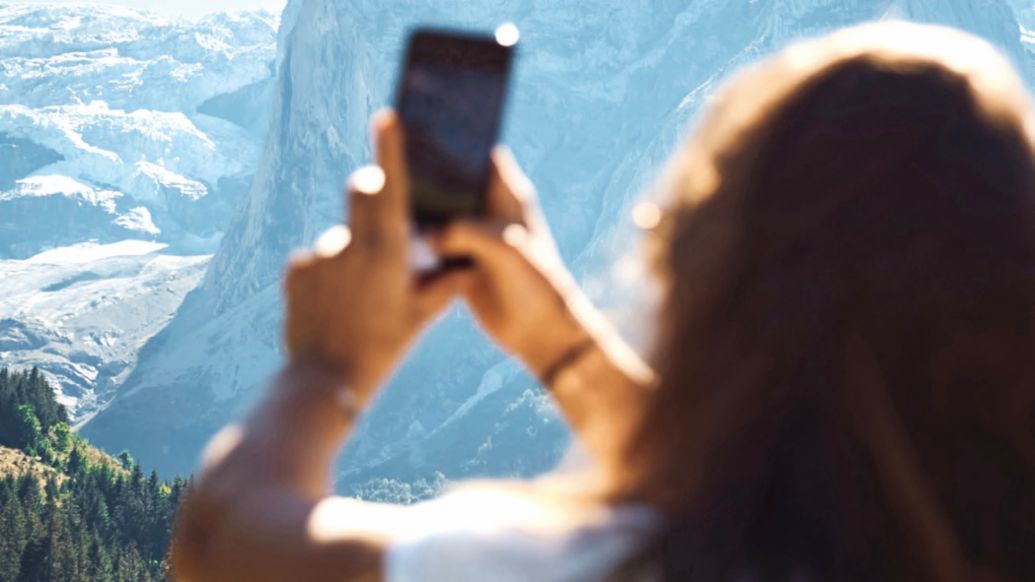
[395,26,516,270]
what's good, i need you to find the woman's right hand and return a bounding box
[433,148,597,379]
[437,149,654,474]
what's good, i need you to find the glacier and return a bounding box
[76,0,1035,495]
[0,3,278,420]
[0,240,208,417]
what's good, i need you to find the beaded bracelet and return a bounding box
[285,359,364,419]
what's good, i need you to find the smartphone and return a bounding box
[395,26,516,269]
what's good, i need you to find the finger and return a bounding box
[346,110,409,248]
[287,248,318,267]
[313,225,352,259]
[283,250,317,298]
[433,220,527,271]
[412,270,475,322]
[372,109,409,227]
[347,164,388,244]
[491,147,564,254]
[487,146,536,225]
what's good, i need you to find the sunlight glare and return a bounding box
[632,202,662,230]
[495,23,520,47]
[350,164,386,196]
[314,225,352,257]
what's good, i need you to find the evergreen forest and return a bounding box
[0,367,188,581]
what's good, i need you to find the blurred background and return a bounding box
[6,0,287,16]
[1,0,1034,509]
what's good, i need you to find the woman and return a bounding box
[171,21,1035,581]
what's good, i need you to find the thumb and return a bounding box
[487,146,536,225]
[433,221,528,272]
[412,269,475,323]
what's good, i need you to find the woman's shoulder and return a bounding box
[384,479,660,582]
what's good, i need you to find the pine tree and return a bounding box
[0,478,26,582]
[12,405,41,452]
[81,481,110,533]
[49,422,72,456]
[0,367,64,448]
[17,477,43,523]
[66,445,85,477]
[117,450,135,471]
[115,545,150,582]
[38,500,71,581]
[88,532,114,581]
[16,538,46,582]
[25,367,65,431]
[43,478,59,503]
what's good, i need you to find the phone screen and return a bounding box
[396,29,514,229]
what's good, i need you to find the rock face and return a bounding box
[0,5,278,419]
[85,0,1034,487]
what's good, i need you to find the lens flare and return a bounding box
[314,225,352,257]
[632,202,662,230]
[502,223,529,247]
[350,164,386,196]
[495,23,520,47]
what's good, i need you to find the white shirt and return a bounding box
[385,484,660,582]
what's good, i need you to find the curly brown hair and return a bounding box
[613,22,1035,581]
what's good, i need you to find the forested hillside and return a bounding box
[0,367,188,581]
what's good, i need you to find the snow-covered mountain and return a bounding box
[79,0,1035,490]
[0,4,278,420]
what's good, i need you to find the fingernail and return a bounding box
[371,108,396,132]
[502,223,529,247]
[632,202,662,230]
[350,165,385,196]
[314,225,352,257]
[288,248,315,265]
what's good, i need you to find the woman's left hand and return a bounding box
[283,111,469,404]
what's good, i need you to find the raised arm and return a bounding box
[172,364,386,582]
[434,150,655,480]
[171,112,468,581]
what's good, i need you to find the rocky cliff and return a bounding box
[84,0,1035,490]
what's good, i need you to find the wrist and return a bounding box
[235,360,361,499]
[276,359,366,421]
[284,356,350,384]
[282,352,385,404]
[518,292,655,391]
[537,337,598,386]
[517,308,593,378]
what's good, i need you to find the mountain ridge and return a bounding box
[76,0,1035,488]
[0,3,278,420]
